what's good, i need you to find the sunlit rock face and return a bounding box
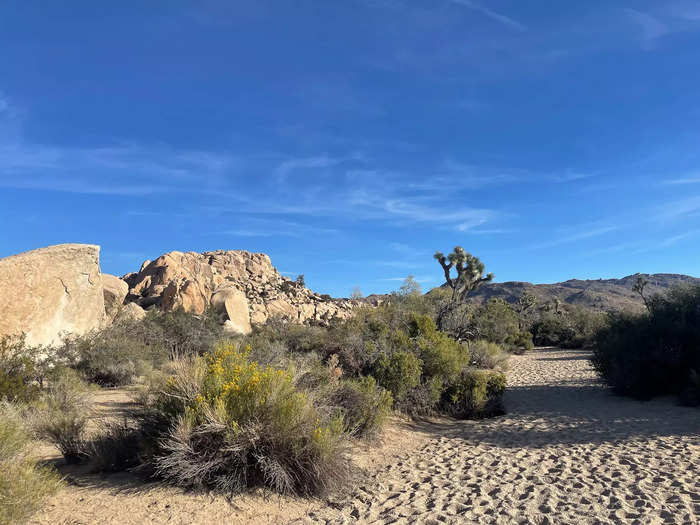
[0,244,106,346]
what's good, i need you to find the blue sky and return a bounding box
[1,1,700,297]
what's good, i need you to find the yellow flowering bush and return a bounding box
[147,343,349,495]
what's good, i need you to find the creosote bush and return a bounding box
[0,402,62,525]
[441,369,506,419]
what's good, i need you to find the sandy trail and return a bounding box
[309,348,700,524]
[31,348,699,524]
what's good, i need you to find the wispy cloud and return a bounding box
[274,155,342,182]
[654,196,700,222]
[0,143,237,195]
[662,175,700,185]
[219,218,338,238]
[623,8,669,50]
[531,224,620,250]
[656,230,700,248]
[450,0,527,32]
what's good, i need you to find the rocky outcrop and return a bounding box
[113,302,146,323]
[0,244,105,346]
[123,250,358,327]
[102,273,129,320]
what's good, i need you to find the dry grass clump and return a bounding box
[31,369,92,464]
[0,402,62,525]
[468,340,509,371]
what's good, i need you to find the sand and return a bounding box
[30,348,699,524]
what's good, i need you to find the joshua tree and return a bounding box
[514,291,537,330]
[515,291,537,315]
[434,246,494,303]
[633,274,650,311]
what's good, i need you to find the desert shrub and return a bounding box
[530,306,604,349]
[249,320,328,356]
[468,340,509,370]
[592,284,700,404]
[331,376,392,438]
[473,299,521,345]
[148,308,224,357]
[435,298,530,353]
[371,350,422,402]
[395,376,445,416]
[441,369,506,419]
[84,419,144,473]
[57,322,169,386]
[504,331,534,354]
[52,308,225,387]
[139,343,350,495]
[32,370,91,463]
[0,402,62,525]
[0,334,40,402]
[530,312,575,347]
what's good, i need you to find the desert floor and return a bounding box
[31,348,699,524]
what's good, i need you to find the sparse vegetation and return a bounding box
[31,369,92,464]
[0,402,62,525]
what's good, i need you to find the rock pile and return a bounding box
[122,250,358,333]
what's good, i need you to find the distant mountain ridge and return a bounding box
[464,273,700,312]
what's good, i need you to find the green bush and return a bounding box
[473,299,521,345]
[0,335,40,402]
[592,284,700,404]
[505,331,534,354]
[441,369,506,419]
[409,314,469,385]
[0,402,62,525]
[372,350,422,402]
[331,376,393,438]
[135,343,350,495]
[530,306,604,349]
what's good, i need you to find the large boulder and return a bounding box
[123,250,356,326]
[0,244,105,346]
[113,302,147,323]
[102,273,129,320]
[211,287,252,334]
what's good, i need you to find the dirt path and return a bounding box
[31,348,699,524]
[309,348,700,524]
